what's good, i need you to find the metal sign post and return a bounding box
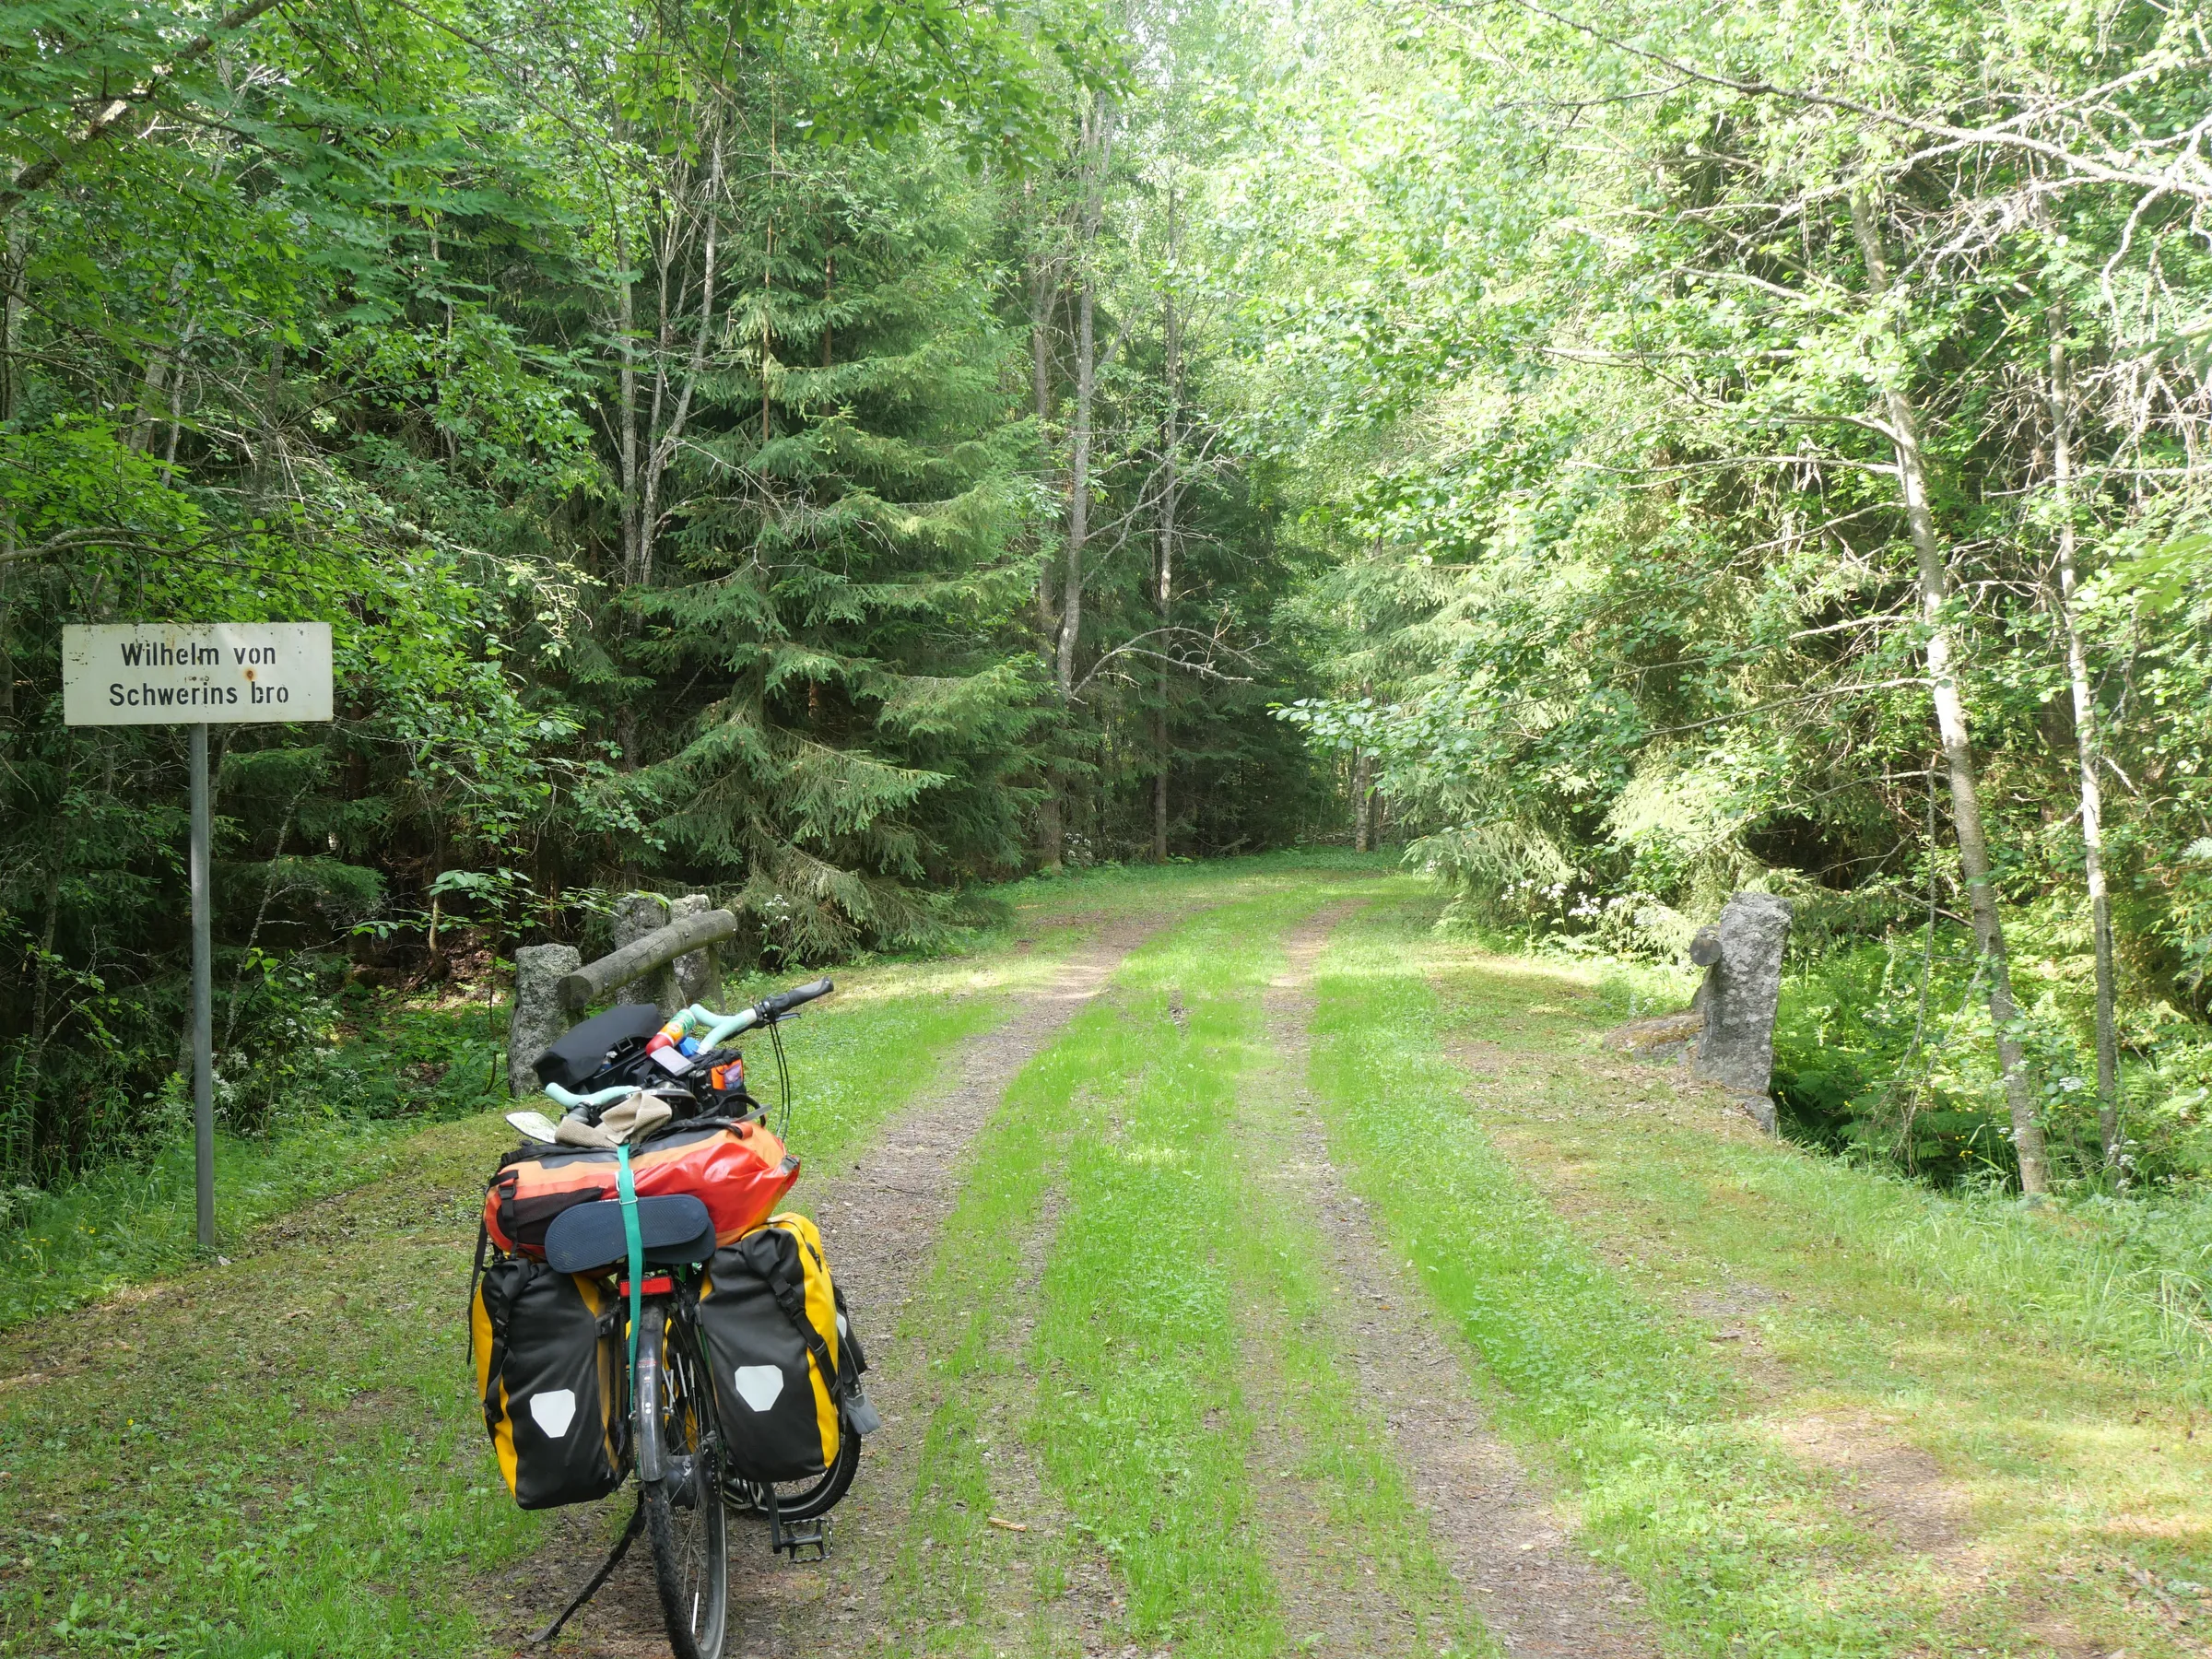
[190,724,215,1248]
[63,622,334,1252]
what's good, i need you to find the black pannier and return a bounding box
[471,1256,625,1510]
[697,1213,871,1484]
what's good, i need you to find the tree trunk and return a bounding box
[1028,218,1065,873]
[640,223,676,585]
[161,316,196,477]
[1851,193,2049,1195]
[1153,192,1180,865]
[2049,304,2121,1173]
[1058,269,1094,700]
[0,525,11,722]
[0,229,15,721]
[1051,92,1113,868]
[1352,750,1371,853]
[640,145,722,593]
[759,221,772,445]
[617,227,641,587]
[253,340,284,497]
[129,350,170,453]
[1029,244,1058,660]
[0,225,19,424]
[11,730,74,1181]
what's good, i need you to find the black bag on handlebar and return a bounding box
[533,1002,665,1093]
[471,1255,626,1510]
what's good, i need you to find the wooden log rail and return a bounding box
[558,906,738,1010]
[507,893,738,1097]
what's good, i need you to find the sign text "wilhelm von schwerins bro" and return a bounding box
[59,620,335,1251]
[62,622,335,725]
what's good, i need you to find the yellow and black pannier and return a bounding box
[697,1213,872,1484]
[470,1256,625,1510]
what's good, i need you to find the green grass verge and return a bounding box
[0,1113,535,1658]
[1312,888,2212,1656]
[0,940,1038,1656]
[0,994,512,1332]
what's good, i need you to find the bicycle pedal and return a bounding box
[772,1514,830,1562]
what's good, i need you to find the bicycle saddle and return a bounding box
[542,1192,716,1274]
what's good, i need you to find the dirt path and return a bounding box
[1240,909,1663,1659]
[494,916,1161,1658]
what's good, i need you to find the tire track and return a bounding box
[1238,907,1664,1659]
[496,916,1162,1658]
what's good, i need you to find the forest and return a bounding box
[6,0,2212,1210]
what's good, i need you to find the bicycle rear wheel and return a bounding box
[637,1301,728,1659]
[727,1424,860,1523]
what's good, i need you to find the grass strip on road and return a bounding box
[1225,940,1501,1659]
[894,885,1348,1657]
[1313,888,2212,1656]
[1023,891,1303,1659]
[894,873,1506,1659]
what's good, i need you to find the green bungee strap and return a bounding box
[616,1145,643,1378]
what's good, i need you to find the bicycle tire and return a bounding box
[727,1419,861,1523]
[638,1301,729,1659]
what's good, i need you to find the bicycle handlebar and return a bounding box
[694,978,835,1050]
[757,977,833,1020]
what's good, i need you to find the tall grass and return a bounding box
[1724,1153,2212,1392]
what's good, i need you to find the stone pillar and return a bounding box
[666,893,721,1010]
[1691,891,1793,1133]
[509,943,582,1098]
[611,891,669,950]
[611,891,684,1016]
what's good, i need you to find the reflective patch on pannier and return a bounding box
[732,1365,784,1411]
[529,1388,578,1438]
[697,1212,871,1485]
[470,1257,624,1510]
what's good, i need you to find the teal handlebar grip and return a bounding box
[699,1006,761,1049]
[545,1082,638,1112]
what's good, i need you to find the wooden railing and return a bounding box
[504,892,741,1098]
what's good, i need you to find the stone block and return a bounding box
[1692,891,1793,1129]
[509,943,582,1098]
[611,891,685,1015]
[666,893,720,1009]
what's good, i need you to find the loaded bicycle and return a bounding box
[469,976,876,1659]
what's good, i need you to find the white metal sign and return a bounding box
[62,622,334,726]
[59,622,335,1248]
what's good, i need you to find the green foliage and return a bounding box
[1218,0,2212,1191]
[0,0,1186,1200]
[1774,915,2212,1189]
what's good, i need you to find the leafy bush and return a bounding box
[0,984,509,1328]
[1772,922,2212,1190]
